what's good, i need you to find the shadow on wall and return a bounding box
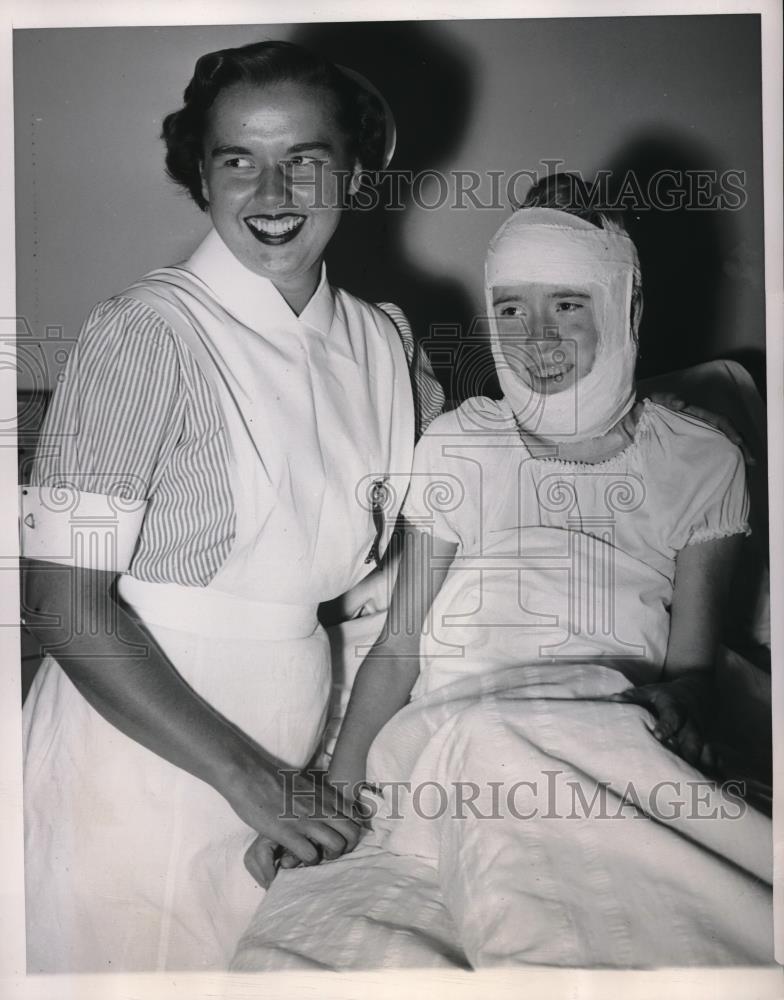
[605,130,766,397]
[293,20,480,397]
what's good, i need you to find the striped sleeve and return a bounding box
[376,302,445,439]
[31,297,182,500]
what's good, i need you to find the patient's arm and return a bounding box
[665,534,742,677]
[328,523,457,810]
[619,534,742,766]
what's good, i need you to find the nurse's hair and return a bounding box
[162,40,387,211]
[520,172,643,334]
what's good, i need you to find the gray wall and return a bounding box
[14,17,764,392]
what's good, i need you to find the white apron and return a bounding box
[22,244,414,973]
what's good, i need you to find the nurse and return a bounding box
[20,40,443,973]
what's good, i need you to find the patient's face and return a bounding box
[492,282,599,395]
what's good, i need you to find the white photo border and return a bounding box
[1,2,781,998]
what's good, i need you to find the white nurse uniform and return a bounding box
[22,228,417,972]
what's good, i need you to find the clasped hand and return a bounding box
[225,766,361,888]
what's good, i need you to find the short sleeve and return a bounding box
[31,297,182,501]
[648,406,751,551]
[376,302,445,438]
[400,409,479,546]
[685,441,750,545]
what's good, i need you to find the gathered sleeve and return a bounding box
[684,441,750,545]
[376,302,445,438]
[650,407,751,553]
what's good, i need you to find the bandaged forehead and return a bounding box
[485,207,638,289]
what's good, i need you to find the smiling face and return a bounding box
[491,282,600,395]
[199,81,358,311]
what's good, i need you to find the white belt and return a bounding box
[117,576,320,642]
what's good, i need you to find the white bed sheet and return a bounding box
[233,650,773,970]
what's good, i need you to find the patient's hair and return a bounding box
[521,172,643,336]
[162,40,387,210]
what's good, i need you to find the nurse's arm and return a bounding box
[327,523,457,808]
[22,558,359,864]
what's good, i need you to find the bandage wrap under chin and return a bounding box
[485,207,640,441]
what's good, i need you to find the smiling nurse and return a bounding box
[20,41,443,973]
[199,79,358,305]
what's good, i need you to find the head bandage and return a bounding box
[485,207,640,441]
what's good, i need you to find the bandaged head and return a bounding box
[485,207,640,442]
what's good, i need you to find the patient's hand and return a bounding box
[647,392,753,464]
[614,671,716,769]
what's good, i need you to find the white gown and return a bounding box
[22,230,414,972]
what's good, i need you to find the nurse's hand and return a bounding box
[244,835,280,888]
[242,835,313,888]
[223,762,361,873]
[243,833,345,887]
[257,777,374,878]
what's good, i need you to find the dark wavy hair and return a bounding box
[521,172,643,335]
[162,40,387,211]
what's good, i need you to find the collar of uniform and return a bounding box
[184,227,335,335]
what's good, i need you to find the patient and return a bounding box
[233,178,773,969]
[318,180,772,966]
[329,185,748,802]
